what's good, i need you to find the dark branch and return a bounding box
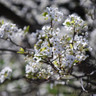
[0,48,17,53]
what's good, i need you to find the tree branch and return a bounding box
[0,48,17,53]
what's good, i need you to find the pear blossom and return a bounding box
[63,14,88,33]
[25,8,91,80]
[43,7,63,23]
[0,67,12,83]
[25,56,53,79]
[0,7,90,80]
[0,22,28,40]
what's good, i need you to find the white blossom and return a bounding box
[63,14,88,33]
[0,67,12,83]
[0,22,28,41]
[24,7,91,80]
[43,7,63,24]
[25,56,53,79]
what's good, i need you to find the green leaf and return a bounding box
[71,17,74,21]
[4,73,8,77]
[17,48,25,54]
[2,20,4,24]
[20,48,24,52]
[70,44,73,49]
[53,61,58,65]
[67,37,71,41]
[66,22,71,26]
[34,44,40,50]
[85,48,89,51]
[24,26,29,34]
[44,17,48,20]
[40,47,46,52]
[71,20,75,24]
[45,35,48,39]
[42,12,48,17]
[74,60,79,63]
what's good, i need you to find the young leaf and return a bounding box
[44,17,48,20]
[40,47,46,52]
[42,12,48,17]
[17,48,25,54]
[66,22,71,26]
[24,26,30,34]
[70,44,73,49]
[2,20,4,24]
[67,37,71,41]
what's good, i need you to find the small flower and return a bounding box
[0,67,12,83]
[0,21,27,40]
[63,14,88,33]
[43,7,63,23]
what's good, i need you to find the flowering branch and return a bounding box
[0,7,94,94]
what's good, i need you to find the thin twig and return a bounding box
[9,38,25,49]
[0,48,17,53]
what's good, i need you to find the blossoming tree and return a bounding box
[0,7,95,95]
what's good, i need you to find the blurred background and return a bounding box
[0,0,96,96]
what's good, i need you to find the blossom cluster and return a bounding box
[25,56,53,79]
[25,7,92,80]
[43,7,63,23]
[63,14,88,32]
[0,67,12,83]
[0,21,28,41]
